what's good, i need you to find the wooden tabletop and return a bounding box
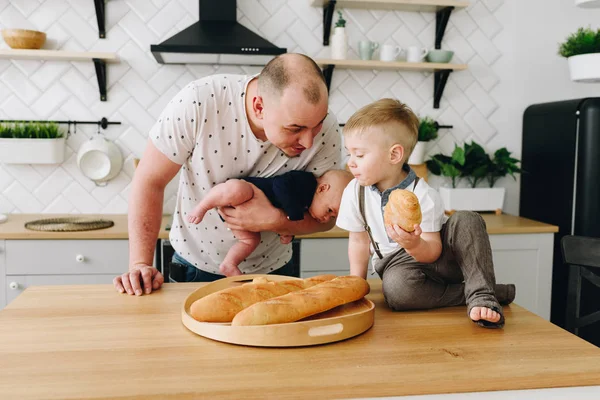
[0,213,558,240]
[0,280,598,399]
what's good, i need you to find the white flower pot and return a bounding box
[567,53,600,83]
[439,187,505,214]
[0,137,66,164]
[330,27,347,60]
[575,0,600,8]
[408,141,427,165]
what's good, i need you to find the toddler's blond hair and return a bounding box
[344,98,419,163]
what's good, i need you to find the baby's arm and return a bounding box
[188,179,253,224]
[386,225,442,263]
[349,231,370,279]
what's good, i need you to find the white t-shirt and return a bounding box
[150,74,342,274]
[336,173,447,266]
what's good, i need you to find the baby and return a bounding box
[187,169,353,276]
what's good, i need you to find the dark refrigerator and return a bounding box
[520,98,600,345]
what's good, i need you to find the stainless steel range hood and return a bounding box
[150,0,287,65]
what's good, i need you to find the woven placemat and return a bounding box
[24,217,115,232]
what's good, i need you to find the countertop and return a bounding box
[0,213,559,240]
[0,280,598,399]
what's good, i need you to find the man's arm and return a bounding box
[114,141,181,295]
[349,231,370,279]
[219,183,334,235]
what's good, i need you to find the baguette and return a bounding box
[190,275,336,322]
[231,275,370,326]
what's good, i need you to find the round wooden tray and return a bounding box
[181,274,375,347]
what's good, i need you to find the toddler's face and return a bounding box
[308,188,342,224]
[344,128,390,187]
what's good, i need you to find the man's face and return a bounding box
[261,86,329,157]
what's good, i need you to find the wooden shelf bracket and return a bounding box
[323,0,337,46]
[435,6,453,49]
[434,69,451,108]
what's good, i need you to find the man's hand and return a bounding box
[385,223,422,251]
[219,183,285,232]
[113,264,164,296]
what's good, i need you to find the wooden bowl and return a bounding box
[182,274,375,347]
[1,29,46,49]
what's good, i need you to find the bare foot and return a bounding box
[279,234,294,244]
[187,207,208,224]
[219,263,243,277]
[470,307,501,324]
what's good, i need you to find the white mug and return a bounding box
[406,46,428,63]
[380,44,403,62]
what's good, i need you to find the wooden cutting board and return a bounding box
[182,274,375,347]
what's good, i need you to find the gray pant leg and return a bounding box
[374,211,500,311]
[374,247,465,311]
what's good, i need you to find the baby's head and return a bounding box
[308,169,354,223]
[343,99,419,187]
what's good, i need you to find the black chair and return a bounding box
[561,235,600,337]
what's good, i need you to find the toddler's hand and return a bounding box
[385,224,422,251]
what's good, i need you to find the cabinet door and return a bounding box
[5,274,117,306]
[0,240,6,309]
[300,239,349,278]
[6,240,128,275]
[490,233,554,320]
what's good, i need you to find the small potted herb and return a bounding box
[426,141,521,214]
[407,116,439,165]
[558,26,600,82]
[0,122,66,164]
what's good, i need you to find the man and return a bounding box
[114,53,342,295]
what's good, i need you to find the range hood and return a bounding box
[150,0,286,65]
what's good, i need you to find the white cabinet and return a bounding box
[1,240,128,309]
[299,232,554,320]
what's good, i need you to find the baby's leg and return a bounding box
[219,230,261,276]
[188,179,254,224]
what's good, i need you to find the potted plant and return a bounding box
[558,26,600,82]
[330,11,347,60]
[407,116,439,165]
[426,141,522,214]
[0,122,66,164]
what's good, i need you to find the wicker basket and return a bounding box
[24,217,114,232]
[1,29,46,50]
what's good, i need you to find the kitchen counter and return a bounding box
[0,280,598,399]
[0,213,558,240]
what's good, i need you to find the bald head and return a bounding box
[320,169,354,192]
[258,53,327,105]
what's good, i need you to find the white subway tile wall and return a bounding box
[0,0,506,214]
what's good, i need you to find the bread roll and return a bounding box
[383,189,422,232]
[231,276,370,326]
[190,275,336,322]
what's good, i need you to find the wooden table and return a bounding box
[1,280,599,399]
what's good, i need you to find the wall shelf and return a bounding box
[316,58,467,108]
[312,0,469,48]
[0,49,119,102]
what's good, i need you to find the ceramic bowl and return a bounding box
[426,49,454,63]
[77,138,123,185]
[1,29,46,49]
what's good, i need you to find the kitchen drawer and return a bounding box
[6,240,128,275]
[5,274,117,305]
[300,238,349,272]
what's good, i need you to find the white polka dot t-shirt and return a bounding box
[150,74,342,274]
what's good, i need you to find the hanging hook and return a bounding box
[73,121,77,136]
[66,121,71,138]
[100,117,108,130]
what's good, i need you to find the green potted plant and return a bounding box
[0,122,66,164]
[558,26,600,82]
[426,141,521,214]
[408,116,440,165]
